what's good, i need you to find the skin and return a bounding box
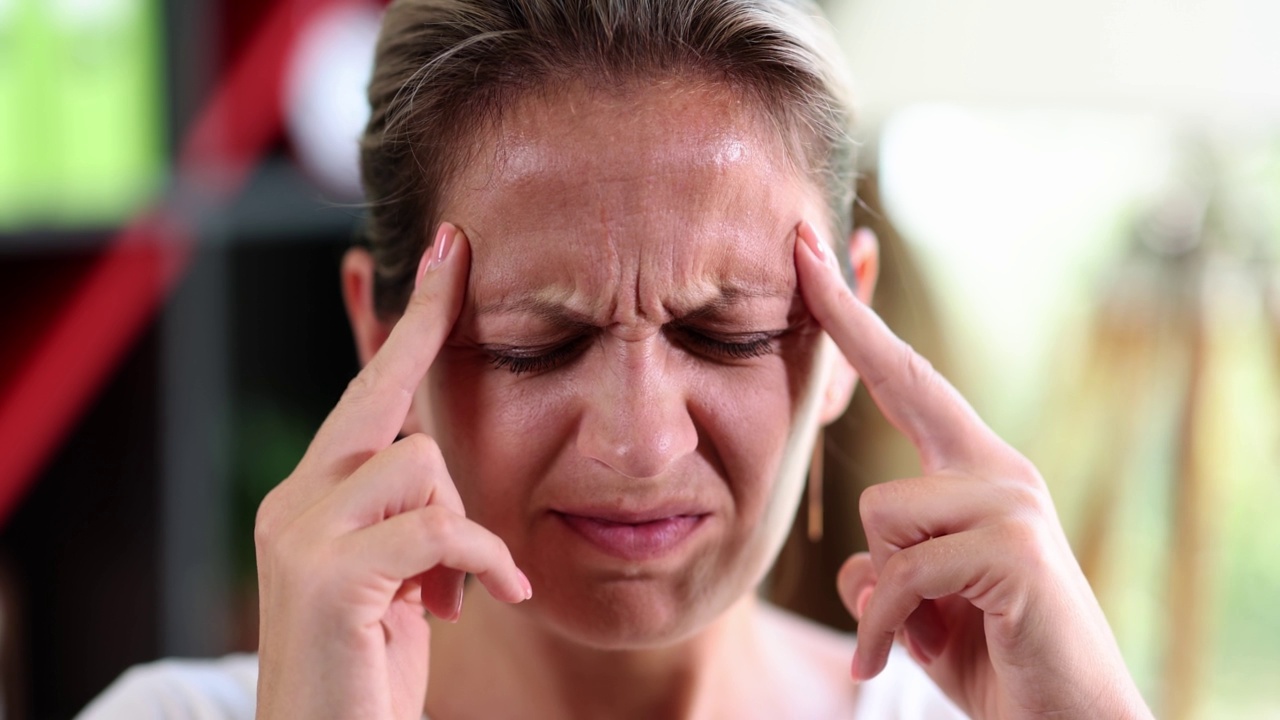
[253,81,1153,720]
[426,83,848,652]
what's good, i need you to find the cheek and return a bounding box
[425,353,576,522]
[691,330,825,529]
[425,327,827,557]
[691,371,791,503]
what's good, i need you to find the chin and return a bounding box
[527,571,736,650]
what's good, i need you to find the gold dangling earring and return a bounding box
[807,428,824,542]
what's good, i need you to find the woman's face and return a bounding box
[419,81,846,648]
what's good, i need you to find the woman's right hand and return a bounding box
[253,224,532,720]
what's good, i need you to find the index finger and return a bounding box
[794,221,998,472]
[310,223,471,471]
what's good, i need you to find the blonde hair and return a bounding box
[360,0,859,317]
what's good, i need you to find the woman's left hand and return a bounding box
[793,222,1153,720]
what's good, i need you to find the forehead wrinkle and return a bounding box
[473,276,791,328]
[450,82,820,334]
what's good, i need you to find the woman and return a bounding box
[82,0,1153,717]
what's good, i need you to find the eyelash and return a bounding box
[487,339,588,375]
[678,331,777,361]
[486,330,780,375]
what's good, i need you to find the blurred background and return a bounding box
[0,0,1276,717]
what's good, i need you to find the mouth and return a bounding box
[553,510,710,562]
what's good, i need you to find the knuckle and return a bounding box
[839,551,872,579]
[257,490,318,559]
[253,511,274,552]
[900,347,938,393]
[342,368,380,405]
[252,485,349,594]
[1003,452,1046,488]
[414,505,456,547]
[858,482,892,531]
[837,553,873,595]
[342,361,413,409]
[999,518,1051,570]
[1004,480,1052,517]
[398,432,444,469]
[881,546,922,589]
[254,484,289,548]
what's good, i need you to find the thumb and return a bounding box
[838,552,876,621]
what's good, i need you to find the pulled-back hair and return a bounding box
[360,0,859,318]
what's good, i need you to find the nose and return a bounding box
[576,338,698,479]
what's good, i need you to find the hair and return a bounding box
[359,0,859,319]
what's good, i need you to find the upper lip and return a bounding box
[552,504,710,524]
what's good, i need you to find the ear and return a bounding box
[341,247,428,436]
[818,227,879,424]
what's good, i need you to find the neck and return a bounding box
[427,584,775,720]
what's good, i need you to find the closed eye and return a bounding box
[670,327,783,362]
[485,335,593,375]
[484,326,785,374]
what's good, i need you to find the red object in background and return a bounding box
[0,0,355,525]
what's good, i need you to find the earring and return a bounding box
[808,428,824,542]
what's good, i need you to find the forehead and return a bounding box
[440,81,820,315]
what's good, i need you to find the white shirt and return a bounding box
[77,647,968,719]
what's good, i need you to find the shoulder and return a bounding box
[756,603,970,720]
[76,654,259,720]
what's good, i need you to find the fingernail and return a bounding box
[448,584,464,623]
[517,570,533,601]
[799,221,828,263]
[417,223,456,289]
[855,586,873,620]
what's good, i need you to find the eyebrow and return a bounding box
[472,294,597,327]
[473,282,791,326]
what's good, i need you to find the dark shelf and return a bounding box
[0,227,122,253]
[0,158,363,253]
[223,159,364,243]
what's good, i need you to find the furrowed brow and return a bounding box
[473,294,598,328]
[676,283,792,321]
[473,281,790,325]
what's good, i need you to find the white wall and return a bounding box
[828,0,1280,127]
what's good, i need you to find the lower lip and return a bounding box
[556,513,706,562]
